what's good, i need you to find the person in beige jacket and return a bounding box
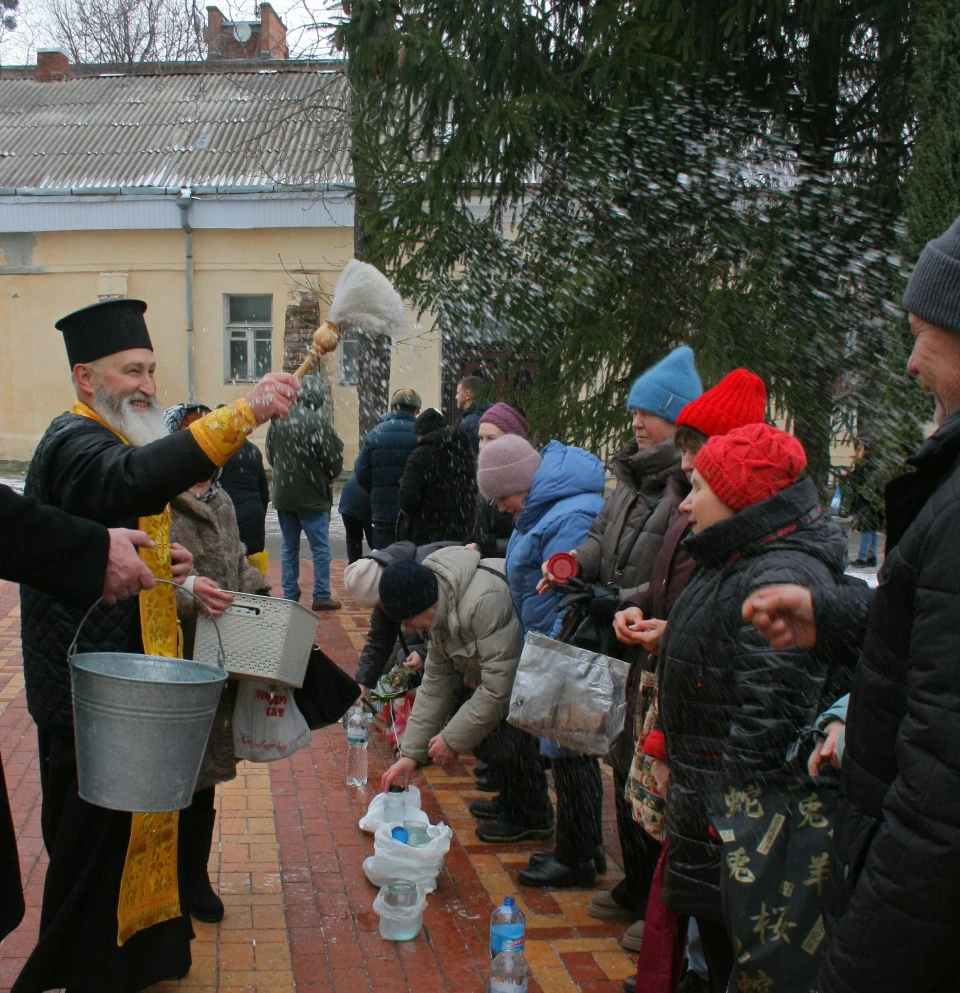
[380,546,553,841]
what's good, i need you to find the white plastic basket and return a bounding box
[192,592,317,688]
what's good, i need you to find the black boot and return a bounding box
[518,856,598,889]
[529,845,607,875]
[475,816,554,843]
[470,797,502,820]
[185,796,224,923]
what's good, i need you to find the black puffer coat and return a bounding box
[471,493,515,558]
[397,427,477,544]
[819,410,960,993]
[21,412,215,730]
[219,440,270,554]
[658,477,851,922]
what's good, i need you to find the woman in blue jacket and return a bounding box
[477,435,607,887]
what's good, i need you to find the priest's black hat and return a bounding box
[55,299,153,367]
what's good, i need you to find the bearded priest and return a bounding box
[12,299,301,993]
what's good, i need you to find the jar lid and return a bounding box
[388,784,404,793]
[546,552,579,582]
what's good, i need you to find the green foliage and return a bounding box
[340,0,931,486]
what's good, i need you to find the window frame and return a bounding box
[223,293,273,384]
[339,327,360,386]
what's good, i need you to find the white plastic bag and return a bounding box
[359,785,427,834]
[362,822,453,892]
[372,882,428,940]
[233,681,311,762]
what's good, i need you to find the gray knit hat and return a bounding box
[903,213,960,333]
[477,435,542,501]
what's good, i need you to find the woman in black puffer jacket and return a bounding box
[397,409,477,544]
[658,425,852,993]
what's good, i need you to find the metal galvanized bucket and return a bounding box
[69,581,228,812]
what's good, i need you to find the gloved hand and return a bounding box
[554,577,622,624]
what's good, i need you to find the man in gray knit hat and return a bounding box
[741,212,960,993]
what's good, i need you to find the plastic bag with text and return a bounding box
[233,681,311,762]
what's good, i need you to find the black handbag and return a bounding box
[293,645,361,730]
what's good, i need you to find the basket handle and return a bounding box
[67,578,227,670]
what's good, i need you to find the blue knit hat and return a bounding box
[626,346,702,423]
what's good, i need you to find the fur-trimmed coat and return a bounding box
[172,489,272,791]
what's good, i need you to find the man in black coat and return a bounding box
[455,375,490,454]
[398,408,477,545]
[0,487,159,942]
[744,213,960,993]
[355,388,421,549]
[13,298,300,993]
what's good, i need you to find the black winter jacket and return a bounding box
[397,427,477,545]
[219,440,270,554]
[458,402,489,454]
[658,478,851,921]
[819,409,960,993]
[471,493,515,558]
[20,412,217,730]
[355,411,419,527]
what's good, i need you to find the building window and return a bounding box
[339,328,360,385]
[225,294,272,382]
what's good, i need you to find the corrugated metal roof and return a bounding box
[0,68,352,191]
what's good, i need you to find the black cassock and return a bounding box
[0,483,109,942]
[12,413,220,993]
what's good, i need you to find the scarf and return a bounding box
[164,403,224,503]
[70,400,184,946]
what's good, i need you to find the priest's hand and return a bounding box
[102,528,156,604]
[170,543,194,583]
[381,756,418,792]
[193,576,234,617]
[246,373,301,424]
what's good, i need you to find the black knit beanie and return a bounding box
[903,212,960,333]
[415,407,446,437]
[378,560,439,622]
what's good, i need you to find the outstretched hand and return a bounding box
[381,756,418,792]
[246,372,301,424]
[193,576,234,617]
[742,585,816,649]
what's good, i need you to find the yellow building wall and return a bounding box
[0,226,442,466]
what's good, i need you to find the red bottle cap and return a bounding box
[547,552,579,582]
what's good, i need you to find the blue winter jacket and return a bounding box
[354,411,419,526]
[505,440,605,640]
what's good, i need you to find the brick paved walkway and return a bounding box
[0,562,637,993]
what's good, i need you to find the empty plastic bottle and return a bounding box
[489,949,529,993]
[489,895,525,958]
[346,706,368,786]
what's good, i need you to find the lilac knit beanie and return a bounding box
[477,435,542,501]
[480,402,530,439]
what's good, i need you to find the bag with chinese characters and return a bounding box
[707,778,838,993]
[233,681,311,762]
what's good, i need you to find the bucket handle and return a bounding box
[67,578,227,670]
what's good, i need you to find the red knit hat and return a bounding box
[643,729,667,763]
[694,423,807,513]
[675,368,767,438]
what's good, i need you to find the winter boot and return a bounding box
[469,797,502,820]
[529,845,607,875]
[518,856,598,889]
[475,816,554,844]
[186,805,224,923]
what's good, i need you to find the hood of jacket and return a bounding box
[419,426,474,457]
[297,375,326,410]
[612,435,681,488]
[369,539,462,569]
[516,440,605,534]
[684,477,847,575]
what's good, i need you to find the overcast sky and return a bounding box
[0,0,341,65]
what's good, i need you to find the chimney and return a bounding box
[205,3,287,60]
[35,49,72,82]
[258,4,288,60]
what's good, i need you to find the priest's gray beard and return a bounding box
[91,383,168,447]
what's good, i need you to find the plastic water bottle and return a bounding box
[489,950,529,993]
[346,707,368,786]
[489,895,525,959]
